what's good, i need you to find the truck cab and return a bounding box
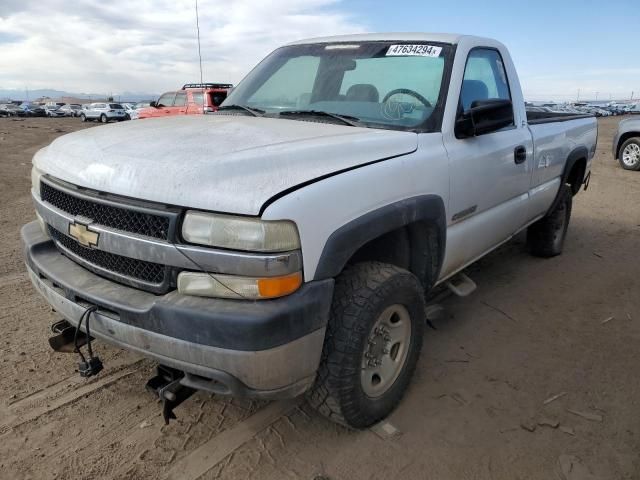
[23,33,596,429]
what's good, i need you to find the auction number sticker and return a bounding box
[386,44,442,57]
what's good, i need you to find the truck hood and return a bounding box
[34,115,417,215]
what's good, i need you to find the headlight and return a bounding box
[182,211,300,252]
[31,166,43,196]
[177,271,302,300]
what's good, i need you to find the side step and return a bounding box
[446,272,477,297]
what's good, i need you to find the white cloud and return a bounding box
[0,0,366,94]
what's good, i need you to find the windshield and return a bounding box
[223,41,452,131]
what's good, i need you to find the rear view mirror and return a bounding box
[455,99,514,138]
[150,101,157,108]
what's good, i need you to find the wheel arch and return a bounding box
[313,195,446,290]
[616,131,640,159]
[544,146,588,216]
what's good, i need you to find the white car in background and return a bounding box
[628,104,640,115]
[79,103,127,123]
[122,103,138,120]
[58,104,82,117]
[43,105,66,118]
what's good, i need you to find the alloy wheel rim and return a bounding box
[360,304,412,398]
[622,143,640,167]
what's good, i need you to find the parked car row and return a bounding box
[526,102,640,118]
[3,84,233,123]
[1,102,85,117]
[46,83,233,123]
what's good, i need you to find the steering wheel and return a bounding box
[382,89,432,109]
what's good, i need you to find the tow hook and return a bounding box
[145,365,196,424]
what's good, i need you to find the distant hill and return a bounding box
[0,88,158,103]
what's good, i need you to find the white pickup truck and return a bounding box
[23,33,597,428]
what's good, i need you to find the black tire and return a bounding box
[100,114,108,123]
[307,261,425,429]
[618,137,640,171]
[527,184,573,257]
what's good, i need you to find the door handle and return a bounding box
[514,146,527,164]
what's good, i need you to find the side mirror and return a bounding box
[455,99,514,139]
[149,101,157,108]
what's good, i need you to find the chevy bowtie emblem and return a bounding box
[69,221,99,248]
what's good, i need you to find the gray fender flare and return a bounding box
[313,195,446,285]
[546,146,588,215]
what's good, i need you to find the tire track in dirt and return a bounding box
[164,399,299,480]
[7,357,146,413]
[0,359,145,434]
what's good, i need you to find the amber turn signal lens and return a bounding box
[257,272,303,299]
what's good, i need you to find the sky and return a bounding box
[0,0,637,101]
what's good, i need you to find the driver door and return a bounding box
[154,92,177,117]
[441,48,533,276]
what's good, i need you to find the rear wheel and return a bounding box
[307,262,425,429]
[100,114,108,123]
[527,184,572,257]
[619,138,640,171]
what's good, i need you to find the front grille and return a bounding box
[49,226,166,286]
[41,181,170,240]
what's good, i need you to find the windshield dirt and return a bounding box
[223,41,452,132]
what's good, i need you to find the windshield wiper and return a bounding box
[217,104,265,117]
[278,110,362,127]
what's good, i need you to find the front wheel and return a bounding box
[307,262,425,429]
[619,138,640,171]
[80,114,87,122]
[527,184,573,257]
[100,114,108,123]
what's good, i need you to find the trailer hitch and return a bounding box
[48,319,88,353]
[145,365,196,424]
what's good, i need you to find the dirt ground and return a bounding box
[0,116,638,480]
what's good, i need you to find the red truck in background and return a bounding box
[138,83,233,119]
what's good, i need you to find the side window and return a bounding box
[157,92,176,107]
[174,92,187,106]
[191,92,204,105]
[460,49,511,111]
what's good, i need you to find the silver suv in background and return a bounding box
[613,117,640,170]
[80,103,127,123]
